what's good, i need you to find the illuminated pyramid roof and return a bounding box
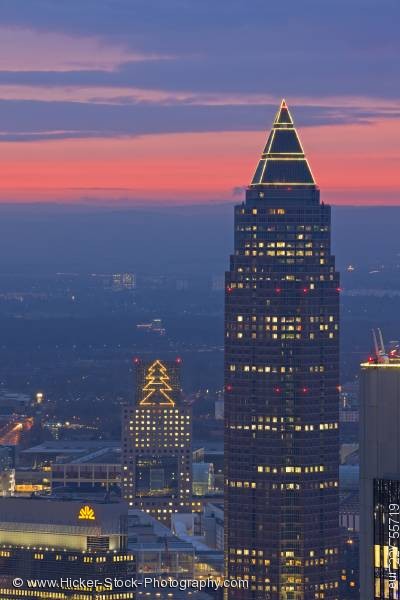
[250,100,316,187]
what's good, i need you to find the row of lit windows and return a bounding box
[131,416,189,422]
[230,325,337,335]
[241,230,323,240]
[229,547,338,557]
[228,480,338,490]
[229,364,326,373]
[237,228,329,239]
[266,324,301,332]
[228,422,338,432]
[247,248,316,256]
[250,208,286,215]
[237,213,329,231]
[237,316,305,323]
[230,365,292,373]
[228,557,269,567]
[235,269,326,280]
[82,554,133,563]
[230,424,279,432]
[293,422,339,432]
[131,427,189,432]
[234,325,302,333]
[0,548,131,559]
[243,241,319,251]
[229,273,334,284]
[257,465,325,474]
[131,434,190,440]
[228,331,336,340]
[225,576,338,592]
[129,422,189,429]
[130,439,185,450]
[243,250,317,258]
[132,438,189,443]
[223,575,338,594]
[232,316,335,327]
[229,548,264,556]
[129,432,190,439]
[229,480,257,488]
[247,240,315,248]
[241,238,323,248]
[134,409,189,416]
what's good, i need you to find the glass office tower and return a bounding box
[224,101,340,599]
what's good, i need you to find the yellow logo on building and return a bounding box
[78,505,96,521]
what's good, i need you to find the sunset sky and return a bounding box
[0,0,399,205]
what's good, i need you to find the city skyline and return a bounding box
[0,4,399,599]
[0,1,398,205]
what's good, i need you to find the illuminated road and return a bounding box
[0,416,33,445]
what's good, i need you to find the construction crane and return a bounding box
[372,328,389,364]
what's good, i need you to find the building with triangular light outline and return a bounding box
[122,359,192,524]
[224,100,340,599]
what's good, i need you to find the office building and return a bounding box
[224,100,340,598]
[122,359,192,524]
[0,497,135,599]
[0,469,14,496]
[128,509,197,598]
[0,445,15,470]
[194,446,224,495]
[360,349,400,599]
[51,446,121,493]
[339,532,359,599]
[203,503,224,551]
[20,440,120,468]
[193,462,215,496]
[112,272,136,291]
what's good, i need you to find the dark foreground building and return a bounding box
[360,352,400,599]
[0,497,135,599]
[224,101,340,599]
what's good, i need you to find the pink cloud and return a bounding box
[0,119,398,205]
[0,28,172,72]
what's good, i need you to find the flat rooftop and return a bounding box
[0,497,127,534]
[21,441,120,455]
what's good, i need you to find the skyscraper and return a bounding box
[122,359,192,524]
[360,347,400,599]
[224,101,340,599]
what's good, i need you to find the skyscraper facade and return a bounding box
[122,359,192,524]
[360,353,400,599]
[224,101,340,599]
